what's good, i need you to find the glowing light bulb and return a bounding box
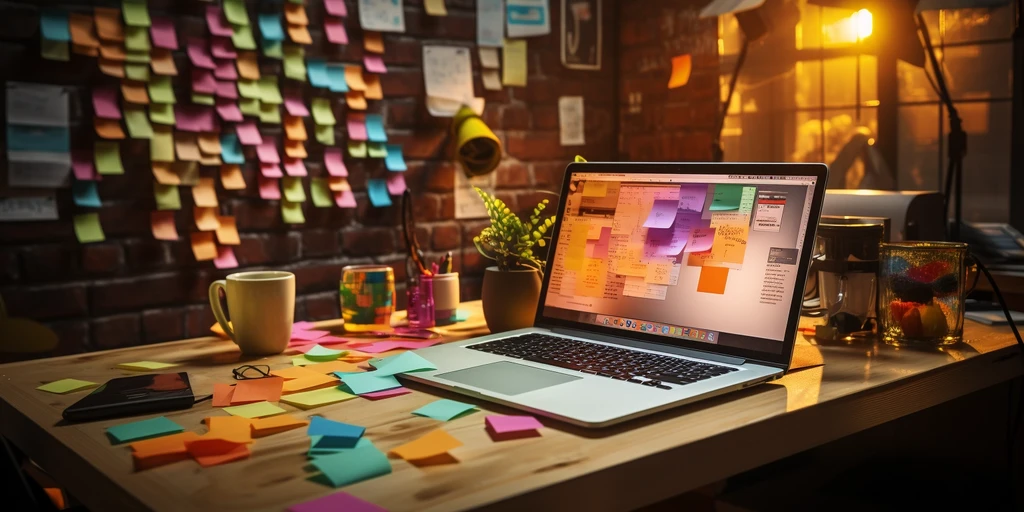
[853,9,873,39]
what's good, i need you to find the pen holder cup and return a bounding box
[431,273,460,321]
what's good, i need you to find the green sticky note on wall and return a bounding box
[122,0,152,27]
[223,0,250,26]
[154,183,181,211]
[258,77,283,104]
[192,93,215,106]
[124,50,151,64]
[125,63,150,82]
[150,128,175,161]
[124,106,153,139]
[237,79,260,99]
[124,25,151,51]
[283,45,306,81]
[74,213,105,243]
[149,103,176,126]
[95,141,124,175]
[262,39,283,59]
[232,24,256,50]
[282,177,307,203]
[315,124,335,145]
[310,178,332,208]
[348,141,367,158]
[367,142,387,158]
[281,200,306,224]
[259,103,281,124]
[311,98,335,125]
[239,97,261,117]
[148,76,176,104]
[41,40,70,61]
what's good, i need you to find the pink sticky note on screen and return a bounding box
[92,87,121,120]
[214,246,238,269]
[678,183,708,212]
[260,163,283,178]
[187,38,216,69]
[258,176,281,200]
[236,123,263,145]
[283,158,307,177]
[192,69,217,95]
[216,99,243,122]
[347,115,367,141]
[360,387,410,400]
[287,491,386,512]
[175,105,217,132]
[284,94,309,117]
[325,18,349,44]
[363,55,387,74]
[210,37,237,59]
[686,227,715,253]
[256,141,280,164]
[215,80,238,99]
[642,199,679,229]
[206,6,234,37]
[324,0,348,17]
[334,190,356,208]
[486,415,543,434]
[150,17,178,50]
[386,173,406,195]
[72,149,98,180]
[324,148,348,177]
[214,59,238,80]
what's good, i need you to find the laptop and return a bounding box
[404,162,828,427]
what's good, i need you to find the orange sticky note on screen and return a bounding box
[346,91,367,111]
[250,414,308,438]
[363,31,384,53]
[94,118,126,139]
[192,177,219,207]
[389,429,462,462]
[668,54,692,89]
[697,266,729,294]
[364,74,383,100]
[150,211,179,240]
[191,232,218,261]
[230,376,284,404]
[215,216,240,245]
[236,51,260,80]
[284,115,308,141]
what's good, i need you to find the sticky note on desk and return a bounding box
[130,431,199,470]
[311,443,391,488]
[279,386,356,409]
[412,399,477,421]
[307,416,365,448]
[388,429,462,462]
[288,491,386,512]
[485,414,543,435]
[251,414,308,438]
[117,360,178,371]
[204,415,253,444]
[222,401,286,419]
[303,344,341,361]
[37,378,97,394]
[230,376,284,404]
[371,351,437,376]
[107,416,184,444]
[338,372,401,395]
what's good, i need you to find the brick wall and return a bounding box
[0,0,617,357]
[619,0,719,161]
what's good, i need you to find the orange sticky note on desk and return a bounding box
[389,429,462,463]
[271,366,322,380]
[191,232,218,261]
[212,383,235,407]
[250,414,308,438]
[304,360,362,375]
[696,266,729,294]
[131,431,200,470]
[184,436,251,467]
[668,54,692,89]
[230,376,284,404]
[282,373,339,394]
[204,415,253,443]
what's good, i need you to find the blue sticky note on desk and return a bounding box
[340,371,400,394]
[366,178,392,208]
[106,416,184,444]
[40,10,71,42]
[326,64,348,93]
[7,125,70,153]
[372,351,437,376]
[384,144,407,172]
[307,416,365,449]
[220,132,245,164]
[309,436,373,457]
[311,442,391,488]
[72,180,101,208]
[307,58,330,89]
[365,114,387,143]
[412,399,478,422]
[257,13,284,41]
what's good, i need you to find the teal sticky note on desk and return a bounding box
[412,399,478,422]
[220,133,245,164]
[40,10,71,42]
[307,58,330,89]
[365,114,387,143]
[258,13,284,41]
[309,436,372,457]
[709,183,742,211]
[7,125,70,153]
[340,371,400,394]
[366,179,392,208]
[326,64,348,93]
[384,144,407,171]
[106,416,184,444]
[372,351,437,376]
[310,442,391,487]
[72,181,102,208]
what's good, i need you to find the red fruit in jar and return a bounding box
[889,300,918,323]
[907,261,950,283]
[901,307,924,338]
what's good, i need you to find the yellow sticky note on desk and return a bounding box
[389,429,462,462]
[279,386,356,409]
[223,401,286,419]
[38,378,98,394]
[502,39,527,87]
[117,360,179,371]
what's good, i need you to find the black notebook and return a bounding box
[62,372,195,422]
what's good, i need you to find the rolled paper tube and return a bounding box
[453,105,501,177]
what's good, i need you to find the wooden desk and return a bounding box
[1,301,1021,512]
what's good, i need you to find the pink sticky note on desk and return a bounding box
[92,87,121,120]
[72,149,99,181]
[256,141,280,164]
[216,99,243,122]
[386,173,406,195]
[206,6,234,37]
[175,105,217,132]
[214,246,238,269]
[236,122,262,145]
[214,59,238,80]
[258,176,281,200]
[210,36,237,59]
[293,321,315,330]
[215,80,238,99]
[360,387,410,400]
[192,69,217,95]
[350,340,440,354]
[187,38,216,69]
[334,189,356,208]
[291,329,329,342]
[150,17,179,50]
[284,93,309,117]
[287,491,385,512]
[325,17,348,44]
[260,163,283,178]
[642,199,679,229]
[283,158,307,177]
[486,415,543,434]
[324,0,348,17]
[324,148,348,177]
[347,114,367,141]
[363,55,387,74]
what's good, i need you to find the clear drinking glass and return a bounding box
[879,242,968,347]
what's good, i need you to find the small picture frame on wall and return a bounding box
[561,0,601,71]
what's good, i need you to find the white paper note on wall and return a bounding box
[0,196,59,221]
[359,0,406,33]
[6,82,69,127]
[455,169,496,219]
[7,152,72,188]
[478,0,505,47]
[559,96,585,146]
[423,45,478,117]
[507,0,550,38]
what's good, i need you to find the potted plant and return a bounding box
[473,188,556,332]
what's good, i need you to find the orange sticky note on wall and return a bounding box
[696,266,729,294]
[328,177,348,192]
[70,13,100,48]
[150,211,179,240]
[363,31,384,53]
[121,80,149,104]
[151,49,178,76]
[99,43,127,62]
[284,4,309,25]
[287,24,312,44]
[152,162,180,185]
[94,7,124,42]
[215,215,240,245]
[344,66,366,91]
[175,133,202,161]
[191,232,218,261]
[194,207,221,231]
[192,177,219,207]
[284,115,307,141]
[98,58,125,78]
[389,429,462,462]
[668,54,692,89]
[198,133,222,155]
[284,139,307,158]
[346,90,367,111]
[95,118,126,139]
[364,74,383,100]
[73,44,99,57]
[220,164,246,190]
[236,51,260,80]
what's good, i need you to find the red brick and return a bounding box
[380,70,425,98]
[124,240,174,272]
[303,291,340,321]
[20,245,78,282]
[142,308,186,344]
[81,244,124,274]
[3,285,88,320]
[302,230,341,257]
[388,130,448,160]
[495,161,532,189]
[532,105,559,130]
[92,314,141,350]
[533,162,568,191]
[501,106,532,130]
[89,274,194,315]
[292,262,345,295]
[185,305,217,339]
[460,220,492,247]
[230,200,281,230]
[412,193,442,221]
[506,132,574,161]
[431,224,461,251]
[424,162,455,192]
[234,233,302,265]
[342,228,396,257]
[0,249,17,284]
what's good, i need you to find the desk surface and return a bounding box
[2,301,1022,512]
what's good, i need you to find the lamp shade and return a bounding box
[916,0,1011,12]
[453,105,502,177]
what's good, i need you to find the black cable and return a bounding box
[194,394,213,404]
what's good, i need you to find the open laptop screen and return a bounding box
[540,169,820,357]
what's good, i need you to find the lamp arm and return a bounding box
[713,36,750,162]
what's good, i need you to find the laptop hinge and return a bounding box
[547,326,748,366]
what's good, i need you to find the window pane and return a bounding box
[823,56,858,107]
[820,6,860,49]
[898,59,941,103]
[860,55,878,105]
[898,105,942,190]
[794,60,821,109]
[943,43,1012,100]
[937,7,1014,44]
[789,111,823,163]
[944,101,1011,222]
[821,108,879,186]
[797,3,821,50]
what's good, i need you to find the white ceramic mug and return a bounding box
[431,272,460,320]
[208,271,295,355]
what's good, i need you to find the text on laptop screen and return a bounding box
[542,172,817,355]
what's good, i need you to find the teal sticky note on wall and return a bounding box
[384,144,407,172]
[258,13,284,41]
[326,64,348,93]
[72,180,102,208]
[40,10,71,42]
[307,58,330,89]
[220,133,245,164]
[366,179,393,208]
[365,114,387,143]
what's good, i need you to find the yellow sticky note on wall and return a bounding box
[502,39,527,87]
[74,213,106,243]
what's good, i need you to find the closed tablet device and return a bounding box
[62,372,195,422]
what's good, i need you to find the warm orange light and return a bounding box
[852,9,873,39]
[823,8,874,45]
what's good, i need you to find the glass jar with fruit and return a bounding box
[880,242,971,348]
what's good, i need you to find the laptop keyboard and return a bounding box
[467,333,739,390]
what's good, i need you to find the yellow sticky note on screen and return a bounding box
[38,378,98,394]
[668,54,692,89]
[117,360,179,371]
[582,181,608,198]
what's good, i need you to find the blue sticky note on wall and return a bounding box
[366,179,393,208]
[40,10,71,42]
[72,180,102,208]
[365,114,387,143]
[7,125,70,153]
[307,59,330,89]
[384,144,407,172]
[326,64,348,93]
[220,133,245,164]
[258,13,284,41]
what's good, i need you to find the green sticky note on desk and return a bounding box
[74,213,105,243]
[94,141,124,175]
[339,372,401,395]
[311,442,392,487]
[222,401,286,419]
[310,178,333,208]
[282,200,306,224]
[122,0,152,27]
[372,352,437,376]
[412,399,478,422]
[37,378,97,394]
[107,416,183,444]
[280,386,356,409]
[117,360,178,371]
[281,177,307,203]
[709,183,743,211]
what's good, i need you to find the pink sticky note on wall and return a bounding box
[92,87,121,120]
[283,158,307,177]
[386,173,406,195]
[260,163,283,178]
[216,99,243,122]
[214,246,238,269]
[210,37,237,59]
[206,7,234,37]
[324,0,348,17]
[192,69,218,95]
[72,149,99,180]
[256,141,280,164]
[324,148,348,177]
[363,55,387,74]
[334,189,356,208]
[485,415,543,434]
[236,122,263,145]
[325,18,348,44]
[150,17,179,50]
[258,176,281,200]
[175,105,217,132]
[187,38,216,69]
[214,59,238,80]
[215,80,238,99]
[284,94,309,117]
[347,114,367,141]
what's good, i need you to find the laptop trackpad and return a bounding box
[436,361,581,396]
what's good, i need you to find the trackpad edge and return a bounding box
[435,361,581,396]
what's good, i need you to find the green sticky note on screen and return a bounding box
[107,416,183,444]
[154,184,182,211]
[412,399,478,422]
[310,178,333,207]
[281,177,307,203]
[94,141,124,175]
[222,401,286,419]
[281,200,306,224]
[315,124,335,145]
[280,386,356,409]
[310,443,392,487]
[37,378,97,394]
[709,184,743,211]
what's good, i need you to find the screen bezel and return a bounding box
[532,161,829,369]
